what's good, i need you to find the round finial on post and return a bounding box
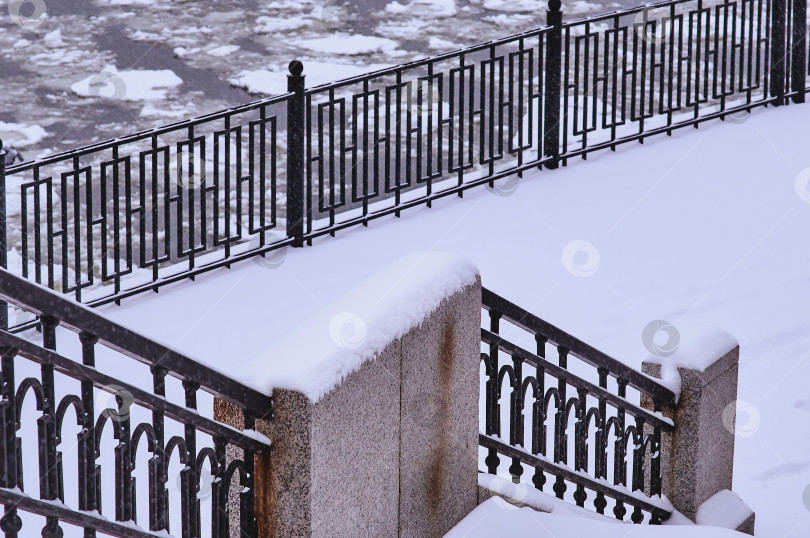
[289,60,304,77]
[549,0,561,10]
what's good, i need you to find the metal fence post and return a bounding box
[771,0,788,105]
[0,139,7,331]
[791,0,807,103]
[543,0,563,169]
[286,61,306,248]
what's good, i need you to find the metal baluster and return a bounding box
[182,381,200,538]
[593,368,608,515]
[613,378,628,520]
[509,353,523,483]
[0,142,6,331]
[544,0,563,168]
[240,411,257,538]
[650,399,664,525]
[151,366,168,532]
[532,335,547,491]
[39,315,64,537]
[79,333,98,538]
[484,311,500,474]
[631,414,647,523]
[552,347,568,499]
[573,387,588,507]
[113,382,135,524]
[211,437,228,538]
[0,348,22,537]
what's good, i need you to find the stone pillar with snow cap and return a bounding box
[641,325,755,534]
[215,252,482,537]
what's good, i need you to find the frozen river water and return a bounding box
[0,0,619,157]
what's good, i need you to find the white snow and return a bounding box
[478,473,621,521]
[696,489,753,530]
[234,252,478,401]
[43,29,64,47]
[0,122,49,148]
[448,498,747,537]
[96,99,810,536]
[71,65,183,101]
[229,60,393,95]
[206,44,240,57]
[643,326,739,397]
[294,35,400,56]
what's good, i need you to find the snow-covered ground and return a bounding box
[449,498,746,537]
[98,101,810,536]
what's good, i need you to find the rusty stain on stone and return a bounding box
[426,321,455,534]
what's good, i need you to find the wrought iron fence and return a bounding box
[480,288,677,523]
[0,0,808,314]
[0,268,271,537]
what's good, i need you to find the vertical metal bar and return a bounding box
[532,335,546,492]
[212,437,228,538]
[508,353,523,483]
[543,0,563,168]
[613,378,628,520]
[552,346,567,499]
[770,0,788,103]
[0,142,6,330]
[79,332,99,538]
[241,411,257,538]
[287,61,306,247]
[183,381,200,537]
[39,315,63,535]
[151,366,168,533]
[0,348,22,537]
[593,368,608,514]
[484,311,501,475]
[791,0,807,102]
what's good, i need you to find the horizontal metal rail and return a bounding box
[0,268,272,413]
[0,329,269,453]
[481,328,674,430]
[479,435,671,521]
[482,287,676,407]
[0,488,164,538]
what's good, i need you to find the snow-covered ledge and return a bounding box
[215,253,481,537]
[642,327,754,535]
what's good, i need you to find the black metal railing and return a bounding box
[0,0,808,315]
[480,288,676,524]
[0,268,271,537]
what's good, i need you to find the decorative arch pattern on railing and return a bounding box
[479,287,676,524]
[0,268,271,537]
